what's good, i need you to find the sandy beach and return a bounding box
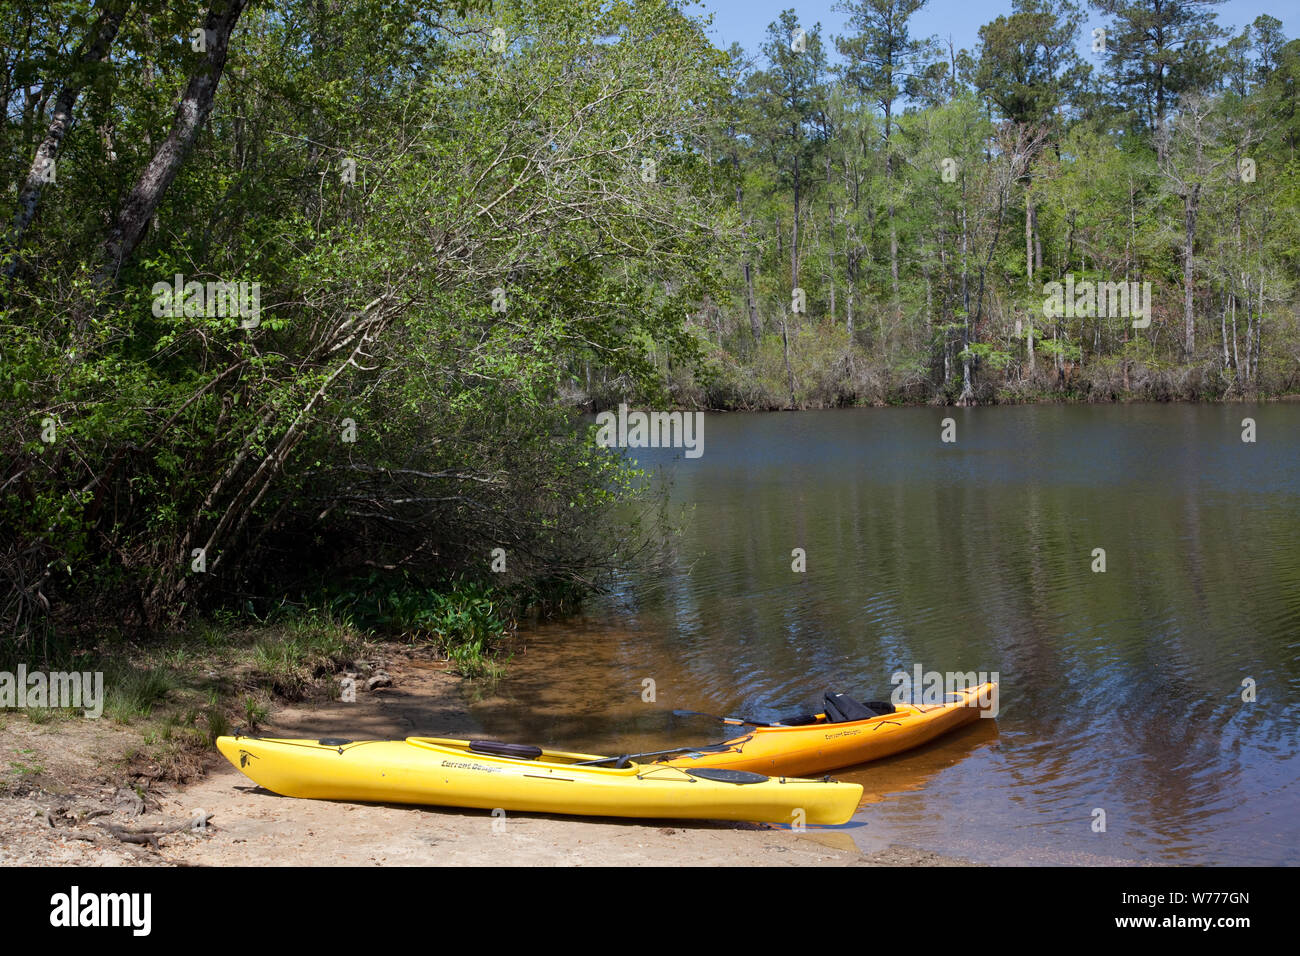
[0,646,974,867]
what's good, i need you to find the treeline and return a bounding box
[646,0,1300,408]
[1,0,726,652]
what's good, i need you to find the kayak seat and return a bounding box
[823,692,896,723]
[468,740,543,760]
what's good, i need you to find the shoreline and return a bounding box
[594,392,1300,415]
[0,643,978,867]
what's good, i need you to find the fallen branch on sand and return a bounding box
[93,812,215,851]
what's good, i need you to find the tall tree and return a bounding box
[5,0,132,279]
[1250,15,1285,82]
[975,0,1086,365]
[1092,0,1227,159]
[716,43,764,343]
[749,11,830,294]
[97,0,248,286]
[1157,95,1253,359]
[835,0,936,319]
[975,0,1087,128]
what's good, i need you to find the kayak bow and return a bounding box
[659,682,997,776]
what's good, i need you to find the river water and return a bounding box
[474,404,1300,865]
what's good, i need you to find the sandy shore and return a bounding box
[0,646,975,867]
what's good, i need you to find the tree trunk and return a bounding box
[959,199,972,404]
[5,0,132,279]
[1025,187,1034,291]
[846,249,855,334]
[889,214,899,314]
[98,0,249,286]
[791,155,800,291]
[1231,288,1239,376]
[1220,294,1229,369]
[781,313,795,409]
[923,264,931,344]
[733,165,761,345]
[1025,176,1035,373]
[744,262,760,342]
[1254,275,1264,382]
[885,105,899,324]
[1244,287,1254,387]
[1123,177,1135,389]
[1182,184,1200,358]
[826,153,834,324]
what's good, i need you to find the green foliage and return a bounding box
[241,695,268,732]
[975,0,1089,126]
[322,574,512,677]
[685,2,1297,408]
[249,621,360,700]
[3,0,728,651]
[960,341,1015,370]
[103,667,176,723]
[3,0,1299,658]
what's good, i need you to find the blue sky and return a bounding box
[687,0,1294,64]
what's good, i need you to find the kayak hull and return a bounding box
[216,735,863,825]
[661,682,997,777]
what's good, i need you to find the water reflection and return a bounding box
[477,404,1300,864]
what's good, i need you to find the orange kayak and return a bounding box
[659,682,997,777]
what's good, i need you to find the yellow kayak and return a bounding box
[660,683,998,777]
[215,735,863,825]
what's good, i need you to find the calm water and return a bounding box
[474,405,1300,865]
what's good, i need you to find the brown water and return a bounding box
[472,404,1300,865]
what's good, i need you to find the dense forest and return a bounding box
[2,0,1297,653]
[673,0,1300,408]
